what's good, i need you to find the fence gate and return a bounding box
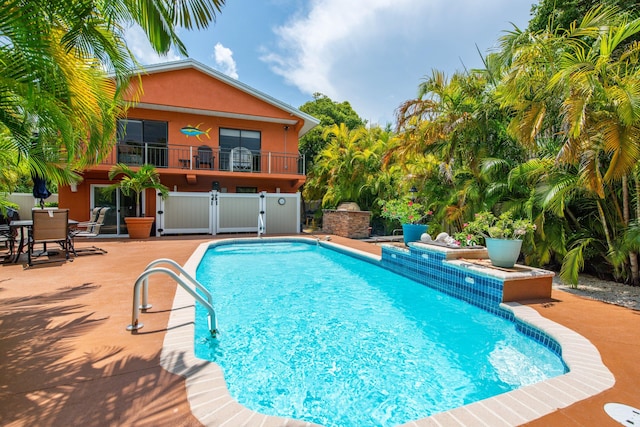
[157,191,300,236]
[157,191,213,235]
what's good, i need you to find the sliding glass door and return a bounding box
[91,185,138,235]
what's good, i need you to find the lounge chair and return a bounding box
[27,209,72,267]
[69,207,109,255]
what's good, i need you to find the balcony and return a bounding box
[99,142,306,175]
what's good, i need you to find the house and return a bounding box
[58,59,319,236]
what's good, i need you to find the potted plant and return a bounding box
[107,163,169,239]
[456,211,536,268]
[380,198,432,244]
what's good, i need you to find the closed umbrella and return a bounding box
[31,174,56,257]
[32,175,51,209]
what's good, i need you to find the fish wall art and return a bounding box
[180,123,211,140]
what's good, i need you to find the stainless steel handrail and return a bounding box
[127,258,218,336]
[258,212,265,237]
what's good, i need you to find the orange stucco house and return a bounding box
[59,59,319,235]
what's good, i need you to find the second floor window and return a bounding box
[219,128,261,152]
[116,119,168,167]
[117,119,168,146]
[219,128,261,172]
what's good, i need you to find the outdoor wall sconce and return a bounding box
[409,186,418,201]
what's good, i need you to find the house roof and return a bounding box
[130,59,320,136]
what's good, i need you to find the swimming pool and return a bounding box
[194,241,565,426]
[159,237,614,427]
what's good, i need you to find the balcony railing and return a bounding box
[99,142,306,175]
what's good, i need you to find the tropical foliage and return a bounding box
[298,93,366,166]
[306,5,640,287]
[107,163,169,217]
[379,199,432,225]
[455,211,536,244]
[0,0,225,209]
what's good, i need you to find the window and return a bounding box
[236,186,257,193]
[219,128,261,171]
[117,119,168,167]
[219,128,261,151]
[117,119,167,145]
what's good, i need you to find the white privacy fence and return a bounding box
[6,193,59,219]
[156,191,301,236]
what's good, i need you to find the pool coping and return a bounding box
[159,237,614,427]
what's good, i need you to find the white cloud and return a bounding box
[263,0,410,98]
[124,25,181,65]
[212,43,239,79]
[261,0,531,124]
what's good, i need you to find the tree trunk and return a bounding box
[597,199,614,255]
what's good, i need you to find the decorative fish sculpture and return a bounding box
[180,123,211,140]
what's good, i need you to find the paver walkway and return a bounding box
[0,235,638,426]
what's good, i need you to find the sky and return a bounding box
[126,0,535,126]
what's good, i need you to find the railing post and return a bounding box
[268,152,271,174]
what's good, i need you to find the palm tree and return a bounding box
[499,6,640,283]
[0,0,226,194]
[304,124,393,211]
[107,163,169,217]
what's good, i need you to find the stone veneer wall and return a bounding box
[322,209,371,239]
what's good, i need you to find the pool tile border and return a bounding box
[159,237,614,427]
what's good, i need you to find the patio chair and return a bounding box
[231,147,252,171]
[27,209,72,267]
[69,207,109,255]
[0,208,19,261]
[0,225,15,261]
[196,145,214,169]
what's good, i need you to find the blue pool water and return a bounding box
[194,241,566,427]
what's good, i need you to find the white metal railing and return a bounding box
[127,258,218,336]
[102,142,305,175]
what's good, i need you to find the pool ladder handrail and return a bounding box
[126,258,218,336]
[257,210,265,237]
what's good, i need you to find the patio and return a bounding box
[0,235,639,426]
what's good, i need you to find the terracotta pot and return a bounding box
[124,217,155,239]
[485,237,523,268]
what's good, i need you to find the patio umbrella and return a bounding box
[32,174,51,209]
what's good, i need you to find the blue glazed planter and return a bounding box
[485,237,523,268]
[402,224,428,245]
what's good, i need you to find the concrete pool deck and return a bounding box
[1,234,639,426]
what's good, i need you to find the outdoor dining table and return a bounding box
[9,219,79,263]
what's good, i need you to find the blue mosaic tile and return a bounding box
[380,244,564,364]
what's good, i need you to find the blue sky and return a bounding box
[126,0,534,125]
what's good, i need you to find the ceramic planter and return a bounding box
[124,217,155,239]
[402,224,428,245]
[485,237,523,268]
